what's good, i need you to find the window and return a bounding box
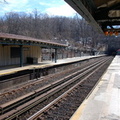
[11,47,20,58]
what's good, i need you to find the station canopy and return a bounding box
[65,0,120,34]
[0,33,67,48]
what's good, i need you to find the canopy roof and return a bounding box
[65,0,120,33]
[0,33,67,48]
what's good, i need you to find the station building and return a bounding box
[0,33,67,67]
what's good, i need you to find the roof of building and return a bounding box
[0,32,67,48]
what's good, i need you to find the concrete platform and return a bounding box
[70,55,120,120]
[0,55,103,76]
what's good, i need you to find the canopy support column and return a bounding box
[55,48,57,63]
[20,45,23,67]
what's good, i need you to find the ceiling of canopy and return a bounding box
[65,0,120,34]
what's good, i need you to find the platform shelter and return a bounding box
[0,33,67,67]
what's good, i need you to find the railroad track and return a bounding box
[27,57,113,120]
[0,56,103,105]
[0,56,113,120]
[0,57,99,104]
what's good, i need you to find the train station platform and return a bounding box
[0,55,103,76]
[70,55,120,120]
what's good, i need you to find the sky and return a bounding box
[0,0,77,17]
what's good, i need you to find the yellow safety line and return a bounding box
[0,63,55,76]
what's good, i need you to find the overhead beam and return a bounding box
[105,28,120,32]
[94,3,120,20]
[96,2,120,13]
[101,21,120,26]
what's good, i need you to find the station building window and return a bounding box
[10,47,20,58]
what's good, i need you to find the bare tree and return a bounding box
[0,10,110,53]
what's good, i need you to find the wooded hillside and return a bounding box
[0,10,119,52]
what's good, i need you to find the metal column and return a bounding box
[20,45,23,67]
[55,48,57,63]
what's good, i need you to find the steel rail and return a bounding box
[27,58,111,120]
[0,57,111,120]
[0,57,104,97]
[0,57,106,114]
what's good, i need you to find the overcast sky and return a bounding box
[0,0,77,16]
